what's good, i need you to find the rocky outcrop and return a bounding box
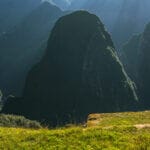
[121,34,141,81]
[3,11,138,126]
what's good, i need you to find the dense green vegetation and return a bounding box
[0,126,149,150]
[138,23,150,108]
[121,23,150,109]
[0,111,149,149]
[0,90,2,111]
[0,114,42,129]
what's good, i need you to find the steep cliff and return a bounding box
[3,11,138,125]
[121,34,141,81]
[138,23,150,108]
[121,23,150,109]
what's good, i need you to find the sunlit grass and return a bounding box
[87,111,150,127]
[0,111,150,150]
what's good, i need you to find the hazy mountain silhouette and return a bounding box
[0,2,66,96]
[0,0,41,35]
[138,23,150,108]
[121,23,150,109]
[68,0,150,48]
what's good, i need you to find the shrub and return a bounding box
[0,114,42,129]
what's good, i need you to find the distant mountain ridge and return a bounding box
[82,0,150,48]
[0,2,66,96]
[60,0,150,48]
[0,0,41,35]
[121,23,150,109]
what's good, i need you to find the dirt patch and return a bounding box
[134,124,150,129]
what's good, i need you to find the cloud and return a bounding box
[42,0,73,5]
[41,0,55,5]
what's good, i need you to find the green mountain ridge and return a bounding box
[2,11,138,126]
[121,23,150,109]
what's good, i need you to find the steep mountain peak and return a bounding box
[3,11,138,126]
[45,11,115,57]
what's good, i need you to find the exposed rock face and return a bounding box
[121,34,141,82]
[3,11,138,126]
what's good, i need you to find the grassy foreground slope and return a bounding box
[0,111,150,150]
[87,111,150,127]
